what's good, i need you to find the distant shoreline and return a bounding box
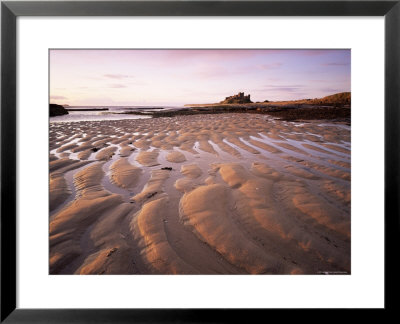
[115,92,351,123]
[66,108,109,111]
[54,92,351,123]
[115,103,351,124]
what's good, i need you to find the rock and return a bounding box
[50,104,69,117]
[106,247,118,257]
[146,192,157,199]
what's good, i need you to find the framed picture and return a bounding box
[1,0,398,321]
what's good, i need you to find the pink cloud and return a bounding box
[104,74,133,79]
[258,63,283,70]
[302,50,334,56]
[108,84,127,88]
[162,49,261,64]
[321,62,350,66]
[50,95,67,99]
[194,66,230,78]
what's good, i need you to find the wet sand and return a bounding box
[49,113,351,274]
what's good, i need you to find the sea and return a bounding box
[50,105,184,122]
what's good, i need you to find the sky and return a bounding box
[50,49,350,106]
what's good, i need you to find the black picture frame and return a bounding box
[1,0,399,322]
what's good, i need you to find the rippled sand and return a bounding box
[49,114,351,274]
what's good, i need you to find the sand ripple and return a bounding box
[110,158,141,189]
[50,113,351,274]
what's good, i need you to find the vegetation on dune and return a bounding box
[307,92,351,106]
[272,92,351,106]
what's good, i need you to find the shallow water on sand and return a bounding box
[50,106,183,122]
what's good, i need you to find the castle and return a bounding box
[220,92,252,104]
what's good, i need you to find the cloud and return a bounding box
[302,50,335,56]
[258,63,283,70]
[163,50,259,64]
[320,87,341,93]
[260,84,304,93]
[193,64,258,79]
[194,66,230,78]
[271,87,301,92]
[103,74,133,79]
[50,95,67,100]
[321,62,350,66]
[108,84,127,88]
[310,79,328,83]
[253,84,309,101]
[129,80,148,86]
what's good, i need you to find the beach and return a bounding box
[49,113,350,275]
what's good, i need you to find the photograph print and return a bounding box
[49,49,351,275]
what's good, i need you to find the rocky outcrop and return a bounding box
[50,104,69,117]
[220,92,252,104]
